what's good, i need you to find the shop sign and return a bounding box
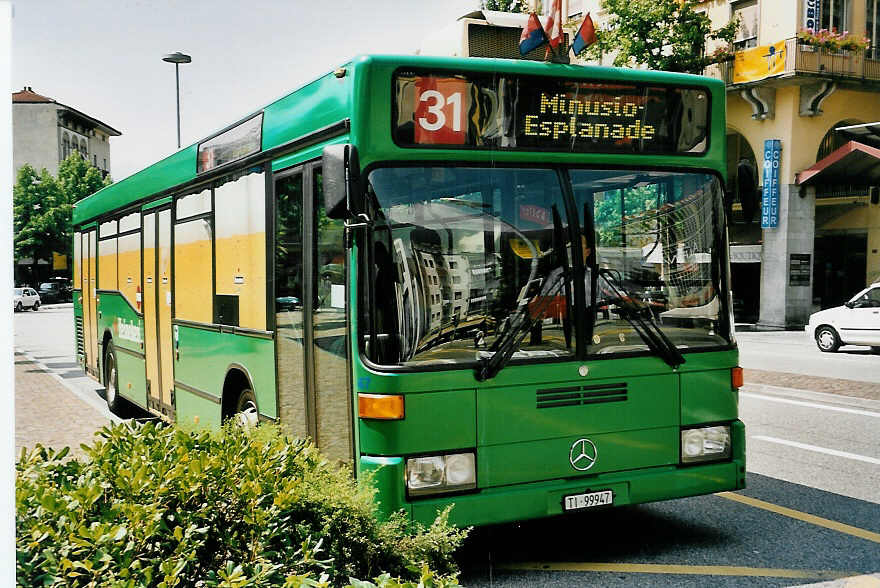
[803,0,820,32]
[789,253,811,286]
[729,244,762,263]
[761,139,781,229]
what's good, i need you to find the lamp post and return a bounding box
[162,51,192,149]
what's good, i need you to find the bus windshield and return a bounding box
[363,166,728,370]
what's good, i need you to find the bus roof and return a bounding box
[73,54,724,225]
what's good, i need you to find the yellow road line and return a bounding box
[717,492,880,544]
[499,562,854,580]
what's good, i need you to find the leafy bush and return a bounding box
[16,422,467,587]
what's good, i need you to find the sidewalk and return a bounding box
[745,368,880,401]
[14,351,113,459]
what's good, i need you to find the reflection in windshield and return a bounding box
[364,167,728,370]
[572,169,726,355]
[366,167,572,366]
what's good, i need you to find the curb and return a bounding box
[14,347,122,425]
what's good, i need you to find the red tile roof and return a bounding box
[12,87,54,103]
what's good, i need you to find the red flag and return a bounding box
[519,12,548,55]
[571,12,597,55]
[544,0,563,57]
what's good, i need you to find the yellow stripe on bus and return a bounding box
[499,562,854,580]
[717,492,880,544]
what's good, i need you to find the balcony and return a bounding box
[706,39,880,87]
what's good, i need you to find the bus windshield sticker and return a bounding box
[197,113,263,173]
[393,73,709,155]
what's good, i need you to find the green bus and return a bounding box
[72,54,745,527]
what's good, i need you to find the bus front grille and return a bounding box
[536,382,628,409]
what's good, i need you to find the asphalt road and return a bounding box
[14,308,880,586]
[736,329,880,383]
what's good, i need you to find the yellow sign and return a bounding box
[52,252,68,270]
[733,41,786,84]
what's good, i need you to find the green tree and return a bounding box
[480,0,529,13]
[582,0,738,73]
[13,152,111,282]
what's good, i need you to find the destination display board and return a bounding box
[393,71,710,155]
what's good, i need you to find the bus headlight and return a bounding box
[681,425,731,464]
[406,452,476,496]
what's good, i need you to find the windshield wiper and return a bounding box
[597,268,685,369]
[475,206,570,381]
[475,269,566,381]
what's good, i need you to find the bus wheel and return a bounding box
[815,326,840,353]
[233,389,258,431]
[104,343,122,415]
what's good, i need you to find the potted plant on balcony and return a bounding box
[797,28,870,52]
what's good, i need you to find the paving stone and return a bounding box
[15,360,111,459]
[745,369,880,400]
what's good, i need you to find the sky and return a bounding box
[11,0,480,181]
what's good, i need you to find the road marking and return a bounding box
[752,435,880,466]
[740,392,880,418]
[717,492,880,544]
[498,562,854,580]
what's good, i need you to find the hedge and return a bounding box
[16,421,468,587]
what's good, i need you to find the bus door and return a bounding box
[143,208,175,417]
[81,229,99,377]
[273,164,351,462]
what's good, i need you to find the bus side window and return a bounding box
[118,213,142,311]
[214,168,266,329]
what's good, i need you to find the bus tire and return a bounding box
[815,325,840,353]
[104,342,123,415]
[233,388,258,430]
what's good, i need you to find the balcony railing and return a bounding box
[705,39,880,85]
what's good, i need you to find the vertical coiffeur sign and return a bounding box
[803,0,821,32]
[761,139,781,229]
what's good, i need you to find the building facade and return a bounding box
[577,0,880,327]
[424,1,880,328]
[12,87,120,179]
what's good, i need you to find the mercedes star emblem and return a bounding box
[569,438,598,471]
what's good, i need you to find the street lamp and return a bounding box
[162,51,192,149]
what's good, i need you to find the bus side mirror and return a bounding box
[322,144,361,219]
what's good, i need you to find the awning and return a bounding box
[796,140,880,186]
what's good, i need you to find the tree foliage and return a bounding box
[480,0,529,13]
[582,0,739,73]
[13,152,110,271]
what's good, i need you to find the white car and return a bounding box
[806,282,880,352]
[13,287,41,312]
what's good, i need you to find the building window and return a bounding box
[732,0,758,50]
[821,0,850,32]
[62,133,70,160]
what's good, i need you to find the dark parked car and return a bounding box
[38,280,72,303]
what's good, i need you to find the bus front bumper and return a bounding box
[362,442,745,527]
